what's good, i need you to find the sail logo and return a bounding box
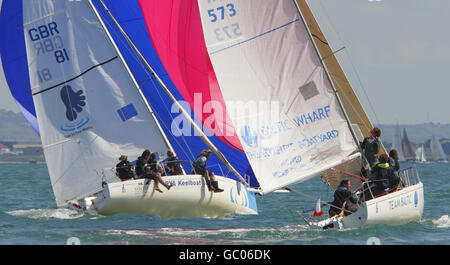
[230,185,249,208]
[414,191,418,208]
[241,125,258,148]
[230,185,258,213]
[60,85,90,132]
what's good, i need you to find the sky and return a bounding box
[1,0,449,125]
[306,0,450,125]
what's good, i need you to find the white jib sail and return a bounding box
[23,0,171,206]
[197,0,358,194]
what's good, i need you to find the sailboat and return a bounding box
[415,144,427,163]
[194,0,423,229]
[0,0,258,219]
[392,123,406,161]
[430,135,448,163]
[1,0,424,228]
[401,128,416,161]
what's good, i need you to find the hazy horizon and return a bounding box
[1,0,450,126]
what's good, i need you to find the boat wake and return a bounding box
[432,215,450,228]
[5,208,85,220]
[105,224,317,244]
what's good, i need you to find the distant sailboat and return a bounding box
[392,124,406,161]
[415,144,427,163]
[430,135,448,163]
[401,128,416,161]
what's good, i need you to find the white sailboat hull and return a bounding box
[311,182,424,229]
[85,175,258,219]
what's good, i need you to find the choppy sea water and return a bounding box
[0,162,448,245]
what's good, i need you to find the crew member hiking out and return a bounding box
[166,150,183,175]
[192,149,223,193]
[142,166,173,193]
[328,179,359,217]
[115,155,134,181]
[135,149,151,179]
[147,152,165,176]
[134,149,173,192]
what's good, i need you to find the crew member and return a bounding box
[328,179,359,217]
[192,149,223,193]
[115,155,134,181]
[368,154,401,198]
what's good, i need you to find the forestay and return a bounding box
[197,0,358,194]
[22,0,171,206]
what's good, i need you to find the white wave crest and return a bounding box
[6,208,84,220]
[432,215,450,228]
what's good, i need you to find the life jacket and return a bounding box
[331,186,356,209]
[135,156,147,177]
[147,158,158,172]
[192,155,207,174]
[362,137,380,167]
[167,156,182,175]
[371,163,400,190]
[116,161,134,180]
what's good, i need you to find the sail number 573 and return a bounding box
[207,3,237,22]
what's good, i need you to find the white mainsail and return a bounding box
[23,0,171,206]
[197,0,359,194]
[430,135,447,162]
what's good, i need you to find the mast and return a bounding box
[87,0,182,173]
[95,0,249,186]
[291,0,362,151]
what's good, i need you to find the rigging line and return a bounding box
[100,0,249,186]
[272,191,310,224]
[321,46,345,62]
[51,135,100,188]
[316,0,380,125]
[332,79,371,130]
[95,9,196,163]
[284,187,355,215]
[293,1,361,151]
[343,48,381,125]
[94,7,196,162]
[331,168,368,182]
[92,4,187,171]
[312,33,328,45]
[32,56,118,96]
[147,76,196,161]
